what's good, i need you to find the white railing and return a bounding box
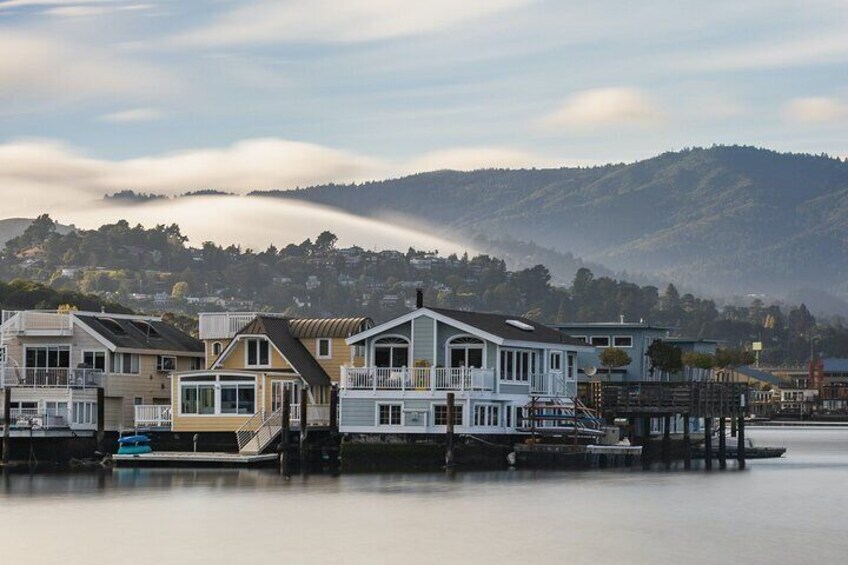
[198,312,259,340]
[5,409,70,430]
[0,367,103,389]
[342,367,495,392]
[530,371,576,397]
[134,405,172,428]
[0,310,74,334]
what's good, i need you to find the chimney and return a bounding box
[416,288,424,309]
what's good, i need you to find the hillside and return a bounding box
[0,218,73,248]
[253,146,848,299]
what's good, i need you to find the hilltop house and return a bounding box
[339,292,591,436]
[0,309,203,433]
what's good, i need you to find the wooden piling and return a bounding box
[662,415,671,469]
[445,392,455,468]
[96,387,105,452]
[641,416,651,470]
[737,414,746,470]
[718,417,727,470]
[703,417,713,470]
[683,413,691,470]
[329,384,339,436]
[2,390,10,467]
[279,387,291,476]
[730,411,737,437]
[299,386,309,474]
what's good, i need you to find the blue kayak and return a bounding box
[118,444,153,455]
[118,435,150,445]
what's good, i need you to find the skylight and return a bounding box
[506,319,534,331]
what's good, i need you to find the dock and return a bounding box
[112,451,278,467]
[514,443,642,469]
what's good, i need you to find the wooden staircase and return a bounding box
[236,407,284,456]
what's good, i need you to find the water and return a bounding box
[2,428,846,564]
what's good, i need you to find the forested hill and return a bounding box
[253,146,848,299]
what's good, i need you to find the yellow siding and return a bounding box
[217,338,292,370]
[204,338,232,369]
[302,337,358,383]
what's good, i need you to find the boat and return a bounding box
[694,432,786,459]
[117,434,153,455]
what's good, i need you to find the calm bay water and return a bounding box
[2,428,847,565]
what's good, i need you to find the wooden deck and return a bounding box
[112,451,278,466]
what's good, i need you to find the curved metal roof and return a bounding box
[289,317,372,339]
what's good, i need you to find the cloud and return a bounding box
[783,97,846,124]
[0,137,565,217]
[99,108,164,123]
[540,87,662,130]
[173,0,531,46]
[0,31,176,108]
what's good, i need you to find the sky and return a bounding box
[0,0,846,221]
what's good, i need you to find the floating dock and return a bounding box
[112,451,277,467]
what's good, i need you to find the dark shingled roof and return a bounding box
[75,314,203,354]
[427,307,587,346]
[236,316,331,387]
[289,317,372,339]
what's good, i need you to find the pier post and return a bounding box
[737,414,746,470]
[96,387,105,453]
[329,384,339,436]
[641,416,651,470]
[718,417,727,469]
[703,417,713,470]
[683,413,691,470]
[730,409,737,437]
[445,392,455,468]
[2,390,10,467]
[300,386,309,475]
[279,387,291,476]
[662,415,671,469]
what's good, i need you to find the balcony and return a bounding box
[134,405,172,428]
[198,312,259,340]
[1,310,74,336]
[342,367,496,393]
[0,367,104,389]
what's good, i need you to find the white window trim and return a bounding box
[590,335,611,348]
[157,354,177,372]
[371,334,411,368]
[211,341,223,356]
[23,343,73,369]
[244,337,272,368]
[613,335,634,348]
[445,334,486,369]
[81,349,108,372]
[111,352,140,375]
[375,402,404,427]
[473,403,501,427]
[549,351,563,372]
[316,338,332,359]
[177,374,258,417]
[432,403,464,427]
[498,348,536,383]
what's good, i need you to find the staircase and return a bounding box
[236,407,284,455]
[521,396,605,437]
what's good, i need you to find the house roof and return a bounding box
[235,316,331,387]
[427,307,588,346]
[553,322,672,331]
[734,365,783,386]
[289,317,372,339]
[823,358,848,373]
[74,314,203,354]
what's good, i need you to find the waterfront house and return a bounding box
[339,293,591,436]
[167,313,371,454]
[0,309,203,434]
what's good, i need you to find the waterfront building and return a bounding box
[0,309,203,433]
[339,293,591,435]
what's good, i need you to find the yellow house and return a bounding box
[169,315,371,453]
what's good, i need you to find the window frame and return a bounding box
[178,374,257,417]
[316,338,332,359]
[473,403,500,427]
[81,349,107,372]
[590,336,611,348]
[111,352,140,374]
[613,335,633,348]
[157,355,177,372]
[244,337,271,368]
[499,348,536,382]
[376,403,404,427]
[549,351,563,372]
[433,404,464,427]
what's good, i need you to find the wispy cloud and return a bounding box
[173,0,532,46]
[539,87,663,131]
[99,107,164,123]
[783,97,846,124]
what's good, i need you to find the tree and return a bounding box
[645,340,683,377]
[315,231,338,251]
[599,347,632,379]
[171,281,189,299]
[682,352,715,370]
[714,348,755,368]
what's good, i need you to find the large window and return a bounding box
[374,336,409,368]
[499,349,536,381]
[434,404,463,426]
[447,336,484,368]
[474,404,500,427]
[245,338,270,367]
[377,403,403,426]
[25,346,70,368]
[71,401,96,425]
[179,374,256,416]
[82,350,106,371]
[111,352,140,374]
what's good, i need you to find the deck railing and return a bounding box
[134,405,172,428]
[342,367,497,392]
[0,367,103,389]
[3,409,70,430]
[1,310,74,334]
[198,312,259,340]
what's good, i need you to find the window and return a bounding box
[157,355,177,372]
[99,318,127,335]
[220,380,256,414]
[83,350,106,371]
[190,357,203,371]
[613,336,633,348]
[474,404,500,427]
[134,397,143,406]
[71,401,97,425]
[567,354,575,379]
[499,349,535,381]
[212,342,223,356]
[246,338,270,366]
[180,383,215,414]
[25,346,70,368]
[45,401,68,418]
[316,338,332,359]
[0,345,5,363]
[448,336,484,368]
[504,405,513,428]
[550,351,562,371]
[374,336,409,368]
[378,403,403,426]
[111,353,140,374]
[272,380,301,412]
[179,375,256,416]
[590,336,610,348]
[130,320,161,339]
[434,404,463,426]
[572,335,587,344]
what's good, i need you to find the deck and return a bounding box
[112,451,278,466]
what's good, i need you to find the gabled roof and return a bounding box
[74,314,203,354]
[232,316,331,387]
[347,307,590,349]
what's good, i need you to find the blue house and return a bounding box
[551,321,671,381]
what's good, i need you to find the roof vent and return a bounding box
[619,315,625,324]
[506,319,534,331]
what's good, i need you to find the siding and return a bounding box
[412,316,435,365]
[218,338,292,370]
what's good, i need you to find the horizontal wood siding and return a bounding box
[412,316,435,365]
